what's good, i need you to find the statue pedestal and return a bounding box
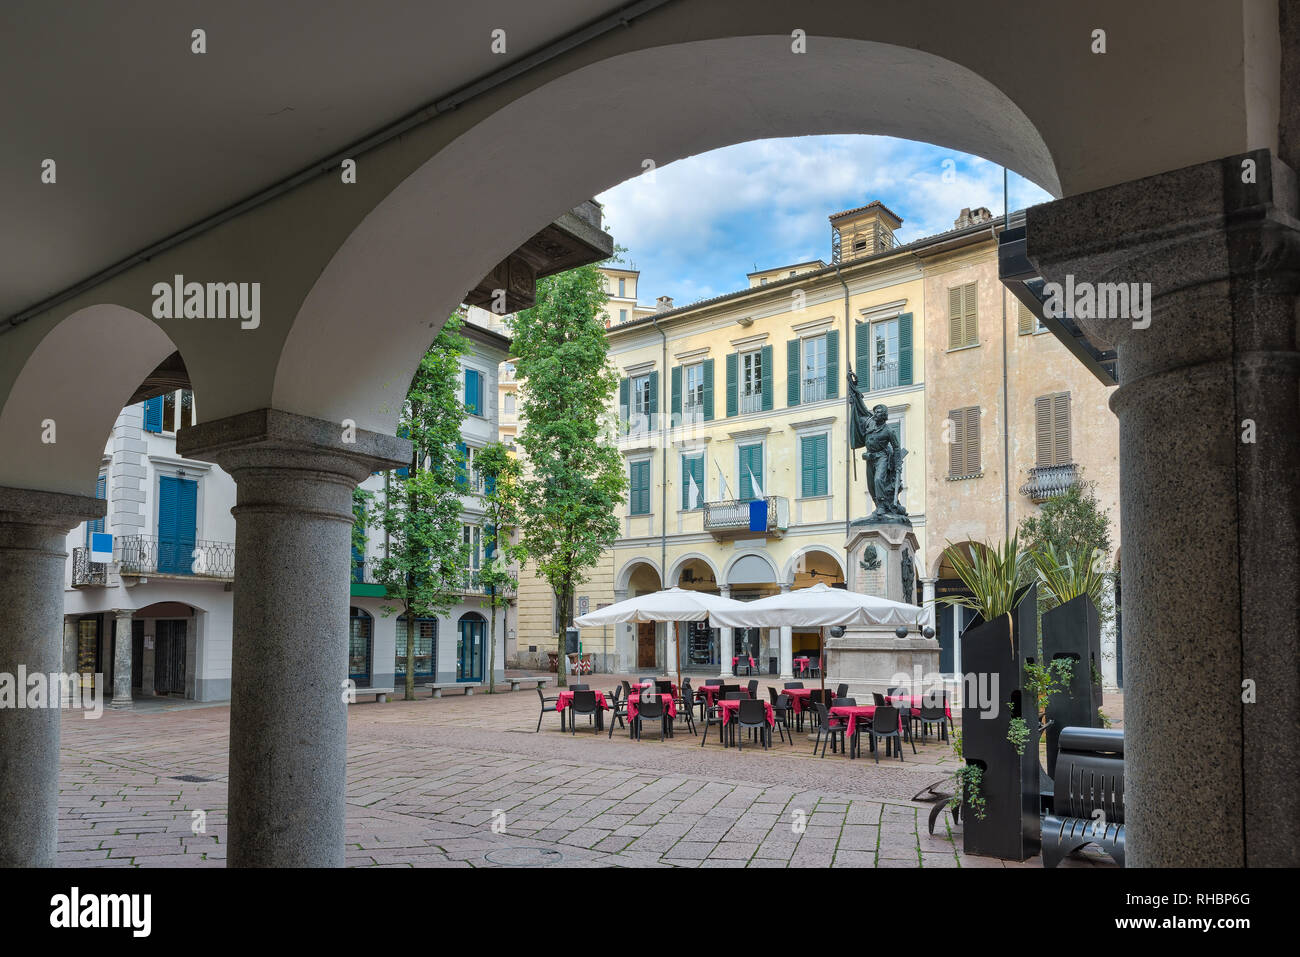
[828,522,940,697]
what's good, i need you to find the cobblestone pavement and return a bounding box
[56,674,1124,868]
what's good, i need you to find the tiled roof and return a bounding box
[828,200,905,225]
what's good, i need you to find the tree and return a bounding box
[473,442,526,695]
[510,264,625,688]
[1017,476,1116,627]
[356,312,470,700]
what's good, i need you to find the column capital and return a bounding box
[0,486,104,534]
[111,608,134,621]
[176,407,410,485]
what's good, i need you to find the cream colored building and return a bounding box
[512,207,1121,681]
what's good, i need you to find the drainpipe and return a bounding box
[651,315,670,669]
[835,264,851,541]
[1000,172,1012,539]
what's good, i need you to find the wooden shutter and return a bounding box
[948,409,965,477]
[671,365,682,419]
[1035,395,1052,466]
[855,320,871,390]
[948,287,963,349]
[725,353,738,417]
[618,377,630,429]
[787,339,801,407]
[630,460,650,515]
[824,329,839,398]
[647,370,659,418]
[760,344,774,412]
[800,436,814,497]
[801,434,828,497]
[1018,300,1035,336]
[897,313,913,385]
[143,396,164,433]
[963,282,979,346]
[1053,392,1071,466]
[464,369,480,415]
[681,456,704,510]
[702,359,715,421]
[964,407,981,475]
[740,444,762,500]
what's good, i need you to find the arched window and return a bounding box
[348,607,372,687]
[396,615,436,679]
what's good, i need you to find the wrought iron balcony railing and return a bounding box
[739,388,764,414]
[71,547,106,586]
[1019,463,1079,503]
[801,376,827,403]
[118,535,235,579]
[870,361,900,391]
[703,496,790,538]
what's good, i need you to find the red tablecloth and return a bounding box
[731,656,757,670]
[555,690,610,713]
[884,694,952,719]
[627,692,676,722]
[718,698,774,727]
[793,657,811,676]
[695,684,724,705]
[830,704,905,738]
[782,688,814,713]
[631,680,678,696]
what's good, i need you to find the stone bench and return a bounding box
[349,687,395,704]
[508,676,552,692]
[422,682,482,698]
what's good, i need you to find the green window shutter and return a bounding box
[824,329,839,398]
[681,456,704,510]
[800,436,814,497]
[630,461,650,515]
[671,365,682,419]
[702,359,715,421]
[897,313,913,385]
[647,370,659,419]
[725,353,738,417]
[855,321,870,391]
[619,377,630,429]
[760,344,773,412]
[787,338,801,407]
[681,457,690,510]
[816,434,829,496]
[739,444,763,500]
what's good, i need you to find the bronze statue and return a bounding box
[848,370,910,525]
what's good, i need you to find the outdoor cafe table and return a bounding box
[782,688,814,713]
[555,689,610,731]
[884,693,953,719]
[631,680,678,697]
[714,698,775,747]
[829,704,904,758]
[731,656,757,673]
[627,692,677,723]
[793,656,811,676]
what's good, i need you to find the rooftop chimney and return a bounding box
[656,296,674,312]
[954,206,994,228]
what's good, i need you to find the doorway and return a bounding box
[636,621,656,668]
[153,619,188,696]
[457,613,485,682]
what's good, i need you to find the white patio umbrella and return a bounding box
[573,587,747,691]
[707,583,925,691]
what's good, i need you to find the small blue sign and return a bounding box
[748,500,767,532]
[89,532,113,563]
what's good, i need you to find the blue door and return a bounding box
[157,476,197,574]
[457,614,485,682]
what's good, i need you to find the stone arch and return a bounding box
[782,546,847,586]
[666,551,722,588]
[723,549,780,587]
[616,557,662,594]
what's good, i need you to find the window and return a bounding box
[157,475,198,574]
[948,282,979,349]
[738,443,764,501]
[348,608,373,685]
[683,363,705,422]
[629,459,651,515]
[631,373,652,417]
[800,433,829,497]
[802,335,827,402]
[85,472,107,547]
[1018,300,1045,335]
[464,368,483,416]
[947,406,982,478]
[462,523,482,588]
[395,617,436,679]
[789,270,796,277]
[760,277,768,285]
[620,371,658,433]
[681,454,705,510]
[1035,392,1072,466]
[503,393,515,413]
[872,317,900,389]
[620,309,628,324]
[618,277,626,297]
[740,350,763,413]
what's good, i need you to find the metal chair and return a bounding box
[655,679,673,696]
[673,681,697,736]
[832,697,856,707]
[872,692,886,707]
[867,705,914,762]
[768,687,792,745]
[746,679,759,699]
[570,683,590,692]
[783,681,804,689]
[735,698,770,750]
[536,685,560,732]
[607,685,628,737]
[633,697,667,741]
[808,657,821,678]
[699,692,726,747]
[812,701,846,757]
[910,690,952,743]
[836,683,849,700]
[569,690,600,734]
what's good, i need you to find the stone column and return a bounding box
[1098,574,1120,692]
[1026,150,1300,866]
[176,409,407,868]
[718,585,734,677]
[110,610,134,709]
[778,583,794,678]
[61,618,78,705]
[920,578,937,631]
[612,588,628,672]
[0,487,105,867]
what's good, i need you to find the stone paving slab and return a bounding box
[55,673,1121,868]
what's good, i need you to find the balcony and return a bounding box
[739,388,764,415]
[71,547,106,586]
[703,496,790,539]
[118,535,235,580]
[870,361,899,391]
[801,375,827,403]
[1019,463,1079,503]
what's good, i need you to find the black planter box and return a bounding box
[959,583,1041,861]
[1042,593,1103,776]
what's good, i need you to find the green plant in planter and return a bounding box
[939,535,1033,656]
[1007,714,1030,756]
[1032,541,1107,609]
[948,729,987,820]
[1007,658,1074,754]
[1090,660,1103,688]
[1098,708,1112,729]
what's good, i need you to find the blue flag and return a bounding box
[748,500,767,532]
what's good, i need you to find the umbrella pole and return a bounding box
[820,628,826,695]
[675,620,682,694]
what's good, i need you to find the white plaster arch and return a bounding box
[723,549,781,587]
[666,551,722,588]
[783,546,847,586]
[616,557,663,594]
[273,34,1060,435]
[931,539,981,579]
[0,304,178,496]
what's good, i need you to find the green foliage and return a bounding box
[1098,707,1112,729]
[1006,715,1030,756]
[1031,541,1107,609]
[510,263,626,688]
[1024,656,1074,721]
[1019,478,1115,627]
[474,442,527,694]
[939,536,1032,622]
[360,312,471,700]
[948,730,986,820]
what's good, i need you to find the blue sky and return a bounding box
[595,135,1053,309]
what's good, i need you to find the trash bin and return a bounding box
[768,656,778,675]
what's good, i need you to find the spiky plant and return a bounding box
[938,536,1032,657]
[1032,541,1107,609]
